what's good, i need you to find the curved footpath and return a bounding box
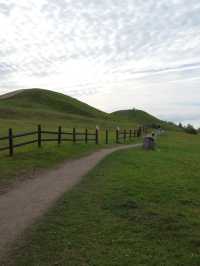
[0,143,141,258]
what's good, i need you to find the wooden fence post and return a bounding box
[140,127,142,136]
[124,129,126,142]
[137,128,141,137]
[96,128,99,144]
[116,128,119,144]
[38,125,42,148]
[73,128,76,143]
[85,128,88,144]
[129,129,132,139]
[9,128,13,156]
[58,126,62,145]
[106,129,109,144]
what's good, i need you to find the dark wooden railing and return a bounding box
[0,125,146,156]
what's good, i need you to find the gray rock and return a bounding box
[143,136,156,150]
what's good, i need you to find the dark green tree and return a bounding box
[184,124,197,135]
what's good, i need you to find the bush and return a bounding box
[184,124,198,135]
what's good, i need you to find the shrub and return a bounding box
[184,124,198,135]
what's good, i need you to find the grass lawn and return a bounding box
[4,131,200,265]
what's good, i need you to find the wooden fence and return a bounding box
[116,128,144,144]
[0,125,146,156]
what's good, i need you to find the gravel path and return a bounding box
[0,143,141,257]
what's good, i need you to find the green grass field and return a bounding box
[4,132,200,266]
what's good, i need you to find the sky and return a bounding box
[0,0,200,127]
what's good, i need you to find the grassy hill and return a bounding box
[112,109,161,124]
[0,89,113,133]
[0,88,107,119]
[112,109,179,130]
[0,89,108,134]
[0,88,178,133]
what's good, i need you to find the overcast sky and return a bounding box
[0,0,200,127]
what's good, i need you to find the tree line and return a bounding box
[178,123,199,135]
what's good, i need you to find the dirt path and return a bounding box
[0,143,141,257]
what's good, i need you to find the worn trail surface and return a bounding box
[0,144,141,257]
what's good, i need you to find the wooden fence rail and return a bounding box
[0,125,146,156]
[115,127,145,144]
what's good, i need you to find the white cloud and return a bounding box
[0,0,200,126]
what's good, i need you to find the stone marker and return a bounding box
[143,135,156,150]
